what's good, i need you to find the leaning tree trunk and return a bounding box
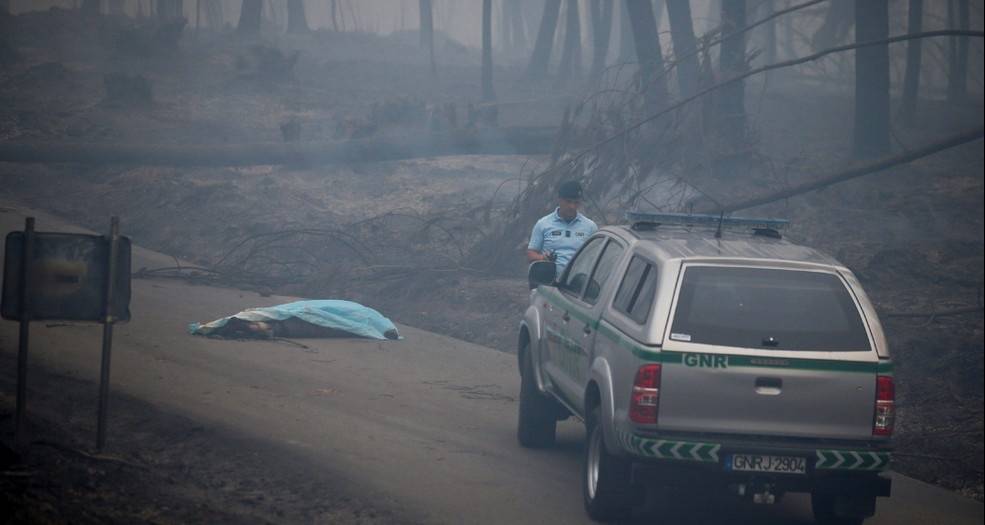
[718,0,746,140]
[665,0,700,98]
[238,0,262,35]
[626,0,667,113]
[482,0,495,101]
[900,0,923,126]
[589,0,614,80]
[286,0,308,33]
[528,0,562,78]
[947,0,969,104]
[853,0,890,158]
[557,0,582,82]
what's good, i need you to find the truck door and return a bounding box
[542,237,606,406]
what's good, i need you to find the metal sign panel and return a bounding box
[1,232,131,322]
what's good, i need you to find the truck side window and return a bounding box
[559,237,605,298]
[584,241,624,305]
[613,256,657,325]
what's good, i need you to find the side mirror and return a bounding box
[528,260,556,289]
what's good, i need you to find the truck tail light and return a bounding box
[873,375,895,437]
[629,364,661,425]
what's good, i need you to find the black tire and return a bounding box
[517,342,558,448]
[811,492,869,525]
[583,406,633,522]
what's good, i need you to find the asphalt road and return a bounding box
[0,202,982,525]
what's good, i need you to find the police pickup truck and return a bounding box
[517,213,893,524]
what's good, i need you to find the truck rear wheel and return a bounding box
[583,406,633,521]
[517,342,557,448]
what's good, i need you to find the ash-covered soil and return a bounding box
[1,6,982,521]
[0,346,407,525]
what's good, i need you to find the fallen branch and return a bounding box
[717,126,985,212]
[885,306,984,319]
[0,127,557,167]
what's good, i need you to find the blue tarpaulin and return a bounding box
[189,300,399,340]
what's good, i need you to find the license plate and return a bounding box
[729,454,806,474]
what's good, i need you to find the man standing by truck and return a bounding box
[526,180,598,275]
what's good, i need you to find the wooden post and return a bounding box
[96,217,120,452]
[15,217,35,449]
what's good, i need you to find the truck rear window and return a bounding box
[669,267,871,352]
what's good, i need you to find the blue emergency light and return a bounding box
[626,211,789,236]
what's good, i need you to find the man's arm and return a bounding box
[527,221,547,263]
[527,249,548,263]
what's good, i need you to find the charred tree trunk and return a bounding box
[665,0,699,98]
[589,0,614,80]
[482,0,495,101]
[761,0,776,65]
[626,0,667,112]
[947,0,969,104]
[509,0,528,55]
[719,0,746,140]
[238,0,262,36]
[528,0,562,78]
[420,0,436,75]
[331,0,339,31]
[287,0,308,33]
[619,0,635,62]
[900,0,923,126]
[202,0,223,29]
[499,0,512,53]
[557,0,582,81]
[82,0,101,15]
[853,0,890,158]
[157,0,184,20]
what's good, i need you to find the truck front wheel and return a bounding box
[517,341,558,448]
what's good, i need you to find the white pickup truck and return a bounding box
[517,213,893,524]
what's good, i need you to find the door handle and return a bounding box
[755,377,782,396]
[562,312,571,323]
[583,325,592,335]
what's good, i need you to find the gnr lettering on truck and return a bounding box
[683,353,729,369]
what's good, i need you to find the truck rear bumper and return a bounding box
[631,461,892,497]
[618,430,892,496]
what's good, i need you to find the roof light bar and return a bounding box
[626,212,789,231]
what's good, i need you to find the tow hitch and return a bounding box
[730,483,778,504]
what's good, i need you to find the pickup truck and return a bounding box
[517,213,893,524]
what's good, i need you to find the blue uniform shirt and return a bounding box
[528,208,598,273]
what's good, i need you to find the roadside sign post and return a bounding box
[14,218,35,449]
[2,217,131,452]
[96,217,120,452]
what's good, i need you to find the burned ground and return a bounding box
[1,6,983,522]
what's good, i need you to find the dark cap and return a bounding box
[558,180,584,200]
